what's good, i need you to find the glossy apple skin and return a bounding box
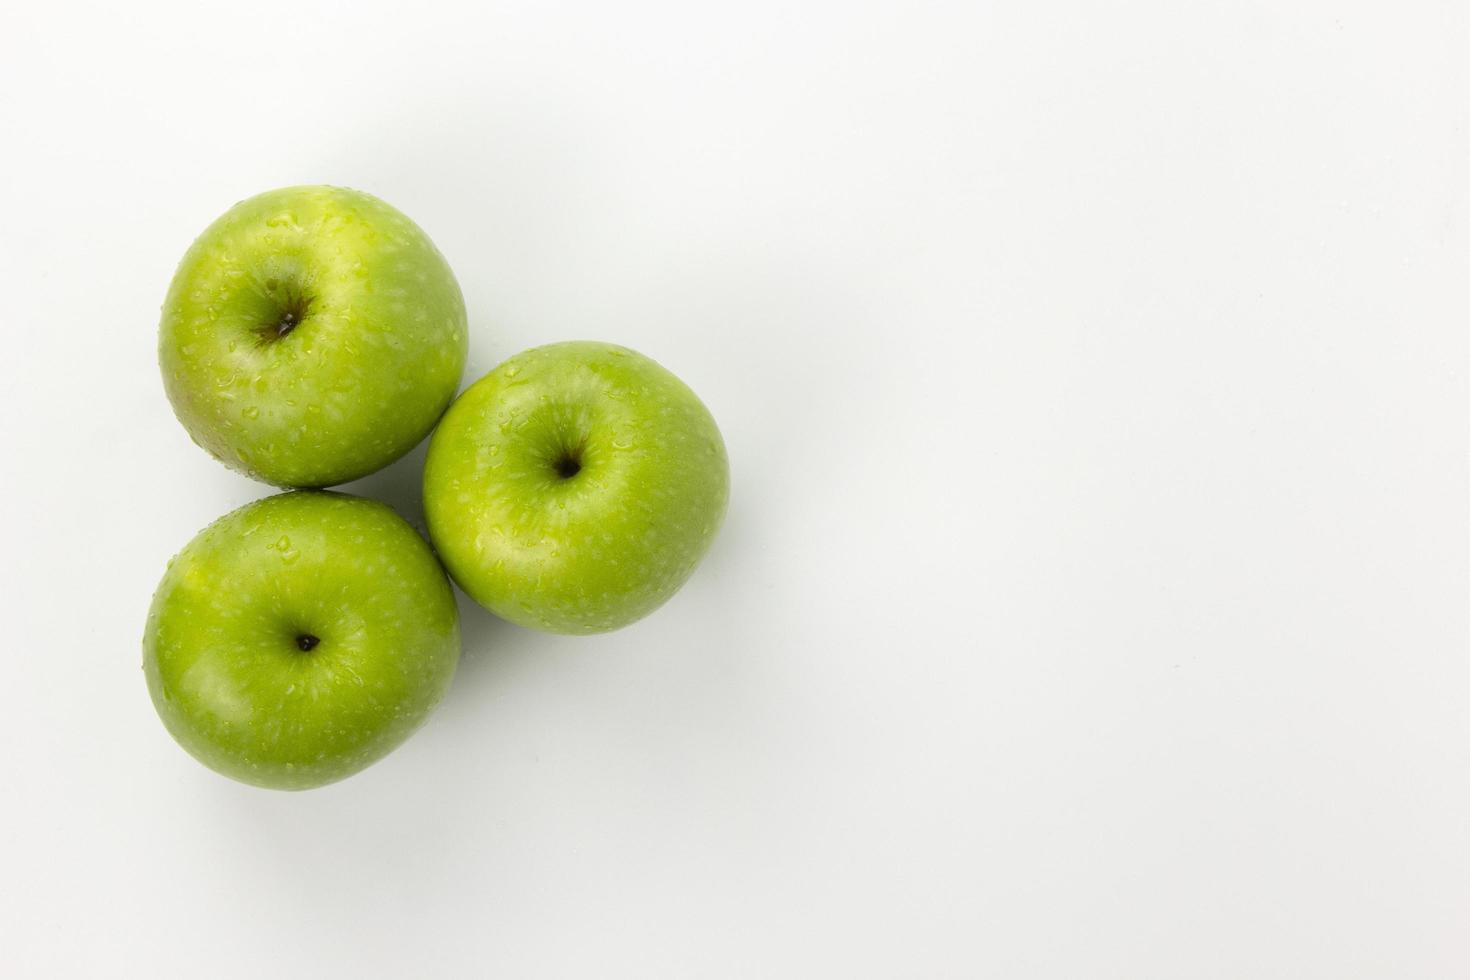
[159,185,467,488]
[423,341,729,634]
[143,492,460,790]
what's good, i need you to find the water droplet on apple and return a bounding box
[242,406,259,419]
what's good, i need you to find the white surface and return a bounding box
[2,1,1467,976]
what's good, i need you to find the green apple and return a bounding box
[423,341,729,634]
[159,185,467,488]
[143,492,460,790]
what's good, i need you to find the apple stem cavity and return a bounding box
[555,454,582,479]
[257,291,313,346]
[295,633,321,652]
[552,436,589,480]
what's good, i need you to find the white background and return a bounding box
[2,1,1467,977]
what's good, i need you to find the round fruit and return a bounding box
[143,492,460,790]
[159,185,467,488]
[423,341,729,634]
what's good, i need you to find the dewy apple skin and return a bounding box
[159,185,467,488]
[143,492,461,790]
[424,341,730,635]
